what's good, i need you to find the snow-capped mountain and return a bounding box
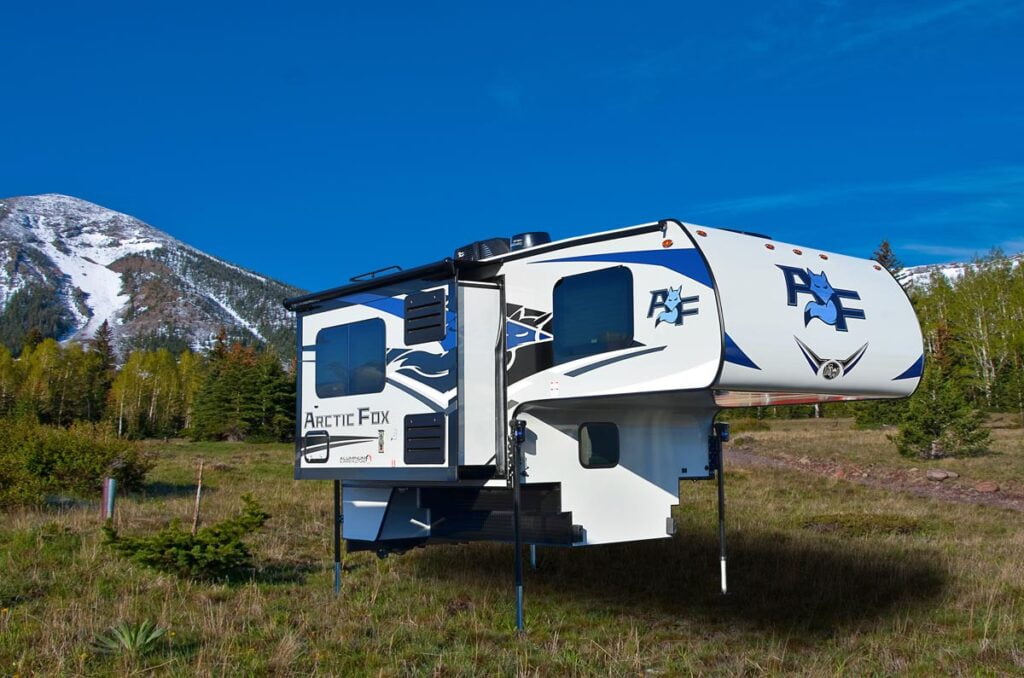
[898,252,1023,287]
[0,194,304,355]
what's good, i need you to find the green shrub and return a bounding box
[0,417,151,508]
[103,495,270,580]
[892,372,990,458]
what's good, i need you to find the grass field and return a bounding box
[2,420,1023,675]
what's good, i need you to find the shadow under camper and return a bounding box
[283,218,923,629]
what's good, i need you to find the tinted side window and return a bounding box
[579,422,619,468]
[315,318,386,398]
[552,267,633,364]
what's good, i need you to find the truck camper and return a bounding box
[283,219,923,628]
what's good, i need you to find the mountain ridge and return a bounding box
[898,251,1023,287]
[0,193,304,356]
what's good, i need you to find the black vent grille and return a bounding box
[404,289,446,345]
[404,413,445,465]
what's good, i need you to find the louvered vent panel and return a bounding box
[404,413,445,465]
[404,289,446,345]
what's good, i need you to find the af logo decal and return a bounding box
[794,337,868,380]
[778,266,865,332]
[648,286,698,327]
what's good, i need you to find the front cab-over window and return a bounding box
[552,266,634,364]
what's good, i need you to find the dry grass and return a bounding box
[1,427,1023,675]
[740,416,1024,493]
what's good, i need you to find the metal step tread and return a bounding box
[418,483,562,513]
[428,508,577,545]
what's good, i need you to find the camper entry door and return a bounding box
[295,279,460,481]
[455,282,505,472]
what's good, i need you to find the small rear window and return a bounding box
[315,318,386,398]
[579,422,619,468]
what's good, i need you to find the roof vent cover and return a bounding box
[510,232,551,251]
[454,237,511,261]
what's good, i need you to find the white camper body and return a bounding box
[284,219,923,554]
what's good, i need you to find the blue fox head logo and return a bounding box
[778,265,866,332]
[648,285,698,327]
[806,271,835,304]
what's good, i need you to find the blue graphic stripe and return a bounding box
[564,345,666,377]
[795,342,819,374]
[344,290,456,350]
[343,292,405,317]
[532,249,713,288]
[893,354,924,380]
[724,333,760,370]
[844,347,867,375]
[506,319,552,350]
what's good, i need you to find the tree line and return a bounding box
[854,244,1024,421]
[2,241,1020,452]
[0,322,294,441]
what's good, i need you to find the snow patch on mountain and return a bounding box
[899,253,1022,287]
[0,193,303,355]
[208,292,266,341]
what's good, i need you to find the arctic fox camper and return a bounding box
[283,219,923,628]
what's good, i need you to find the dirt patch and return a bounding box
[727,446,1024,512]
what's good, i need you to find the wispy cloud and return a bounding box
[695,165,1024,215]
[824,0,993,57]
[736,0,1021,80]
[903,237,1024,258]
[902,243,987,258]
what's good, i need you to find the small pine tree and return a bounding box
[87,320,118,421]
[872,240,903,275]
[892,320,989,458]
[102,494,269,580]
[91,320,117,372]
[892,367,989,458]
[210,327,229,362]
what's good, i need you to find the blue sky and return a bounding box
[2,1,1022,291]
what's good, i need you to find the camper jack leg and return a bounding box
[713,423,730,595]
[333,479,342,596]
[512,419,527,631]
